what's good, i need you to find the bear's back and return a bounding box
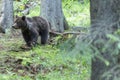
[27,16,49,30]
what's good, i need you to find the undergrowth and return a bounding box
[0,34,90,80]
[63,0,90,27]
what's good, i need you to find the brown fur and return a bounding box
[12,16,49,47]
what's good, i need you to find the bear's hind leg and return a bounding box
[40,30,49,45]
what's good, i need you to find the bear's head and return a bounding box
[12,15,27,29]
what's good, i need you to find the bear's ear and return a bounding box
[21,16,26,21]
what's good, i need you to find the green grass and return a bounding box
[0,34,90,80]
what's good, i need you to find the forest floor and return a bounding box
[0,30,90,80]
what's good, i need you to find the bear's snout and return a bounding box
[12,23,19,29]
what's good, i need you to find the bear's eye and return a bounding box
[15,19,20,23]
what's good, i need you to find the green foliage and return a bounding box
[27,6,40,17]
[14,0,40,16]
[21,0,29,4]
[62,0,90,27]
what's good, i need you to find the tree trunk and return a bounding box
[0,0,5,33]
[40,0,68,32]
[0,0,13,33]
[90,0,120,80]
[0,0,2,15]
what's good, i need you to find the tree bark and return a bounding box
[0,0,5,33]
[0,0,13,33]
[90,0,120,80]
[40,0,68,32]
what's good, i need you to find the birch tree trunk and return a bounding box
[90,0,120,80]
[0,0,13,33]
[40,0,66,32]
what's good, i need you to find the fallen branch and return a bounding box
[49,30,86,36]
[63,31,81,35]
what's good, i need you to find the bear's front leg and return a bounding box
[22,31,32,47]
[30,29,39,46]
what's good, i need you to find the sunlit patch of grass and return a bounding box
[0,74,32,80]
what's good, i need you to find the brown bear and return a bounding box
[12,15,49,47]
